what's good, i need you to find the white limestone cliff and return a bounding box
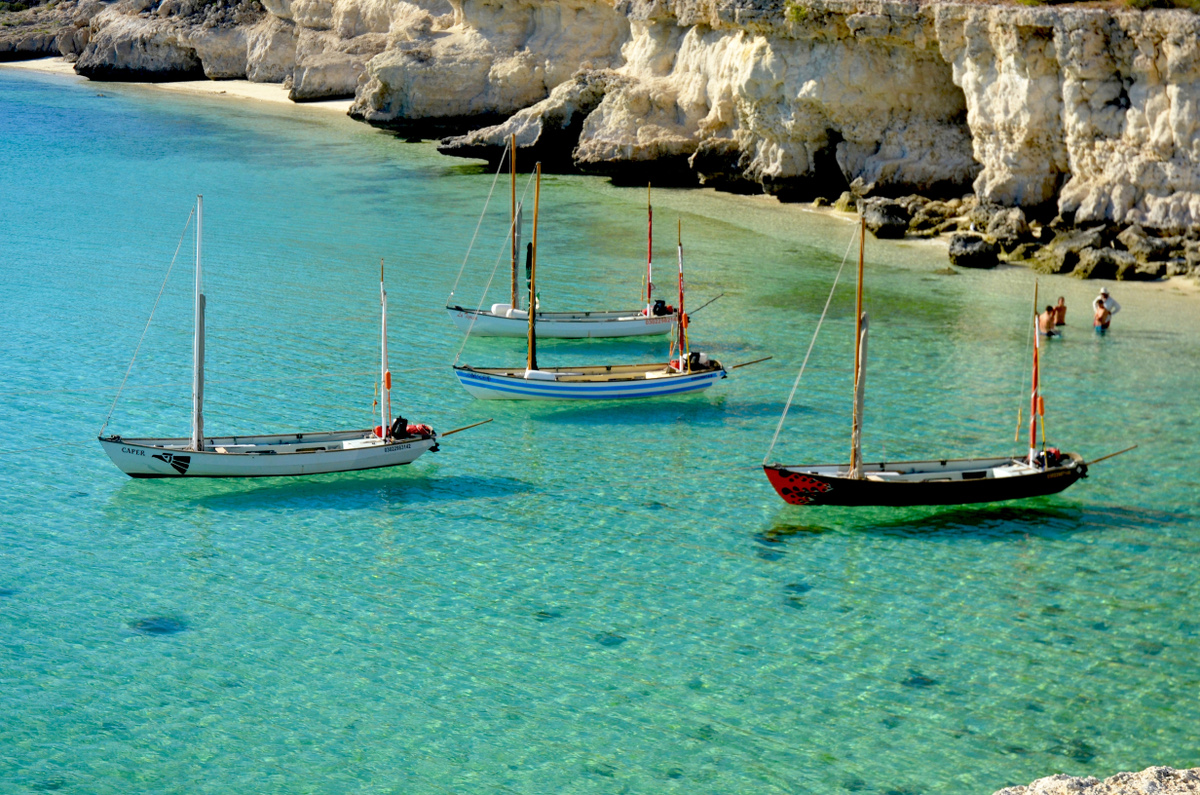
[20,0,1200,229]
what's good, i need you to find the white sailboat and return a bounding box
[98,196,441,478]
[446,137,678,338]
[453,166,728,400]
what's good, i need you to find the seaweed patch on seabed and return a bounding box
[593,632,626,647]
[901,670,938,688]
[0,588,19,597]
[128,616,188,635]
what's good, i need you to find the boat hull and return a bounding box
[453,363,726,400]
[447,305,676,338]
[98,430,437,478]
[763,454,1087,507]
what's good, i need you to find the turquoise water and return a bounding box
[2,68,1199,794]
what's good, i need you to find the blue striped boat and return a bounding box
[452,359,727,400]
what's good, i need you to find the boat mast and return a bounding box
[676,218,687,372]
[191,195,205,452]
[1029,280,1041,466]
[510,133,518,310]
[646,183,653,310]
[848,215,866,478]
[526,163,541,372]
[381,259,391,437]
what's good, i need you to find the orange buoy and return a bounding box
[384,371,392,390]
[374,425,384,437]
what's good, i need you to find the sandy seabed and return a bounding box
[0,56,352,113]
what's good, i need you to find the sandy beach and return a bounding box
[0,56,352,114]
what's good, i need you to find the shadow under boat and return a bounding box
[105,470,533,513]
[758,501,1097,544]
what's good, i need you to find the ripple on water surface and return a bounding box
[1,68,1199,794]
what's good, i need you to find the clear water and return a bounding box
[2,69,1199,794]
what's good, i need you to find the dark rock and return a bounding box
[1043,228,1105,273]
[1117,224,1180,262]
[863,198,910,239]
[1165,258,1190,277]
[948,233,997,269]
[987,207,1030,251]
[832,191,856,212]
[909,200,954,233]
[1072,247,1134,280]
[1120,259,1166,281]
[1005,242,1043,262]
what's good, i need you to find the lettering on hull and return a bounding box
[121,447,146,456]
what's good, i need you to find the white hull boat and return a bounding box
[453,164,730,402]
[98,196,441,479]
[100,431,438,478]
[449,136,679,339]
[453,358,726,400]
[447,304,676,338]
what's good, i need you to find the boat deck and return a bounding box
[105,429,429,455]
[461,361,723,383]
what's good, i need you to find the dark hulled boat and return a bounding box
[763,217,1088,508]
[763,453,1087,507]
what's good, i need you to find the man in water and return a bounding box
[1038,305,1059,337]
[1093,287,1120,331]
[1054,296,1067,326]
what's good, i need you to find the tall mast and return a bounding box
[381,259,391,436]
[191,194,205,452]
[526,163,541,372]
[646,183,653,308]
[848,215,866,477]
[510,133,518,309]
[676,218,687,372]
[1029,280,1041,466]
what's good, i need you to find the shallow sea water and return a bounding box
[1,69,1199,794]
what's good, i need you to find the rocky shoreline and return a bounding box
[5,0,1200,282]
[996,766,1199,795]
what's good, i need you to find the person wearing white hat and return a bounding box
[1093,287,1120,332]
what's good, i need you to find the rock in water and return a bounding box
[864,200,910,239]
[948,234,997,269]
[994,766,1200,795]
[437,71,626,170]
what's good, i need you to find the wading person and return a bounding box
[1054,296,1067,326]
[1039,305,1059,337]
[1093,288,1119,332]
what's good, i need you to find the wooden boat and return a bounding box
[763,219,1088,507]
[453,165,727,401]
[446,136,678,338]
[98,196,440,478]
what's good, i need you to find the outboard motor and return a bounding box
[652,299,670,317]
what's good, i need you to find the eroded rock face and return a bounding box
[37,0,1200,239]
[0,0,95,62]
[75,0,265,81]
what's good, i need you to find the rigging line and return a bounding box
[1014,295,1036,441]
[762,225,858,466]
[446,140,511,303]
[97,206,196,439]
[452,170,537,366]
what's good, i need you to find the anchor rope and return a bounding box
[97,206,195,439]
[446,141,511,303]
[762,226,858,466]
[452,170,536,366]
